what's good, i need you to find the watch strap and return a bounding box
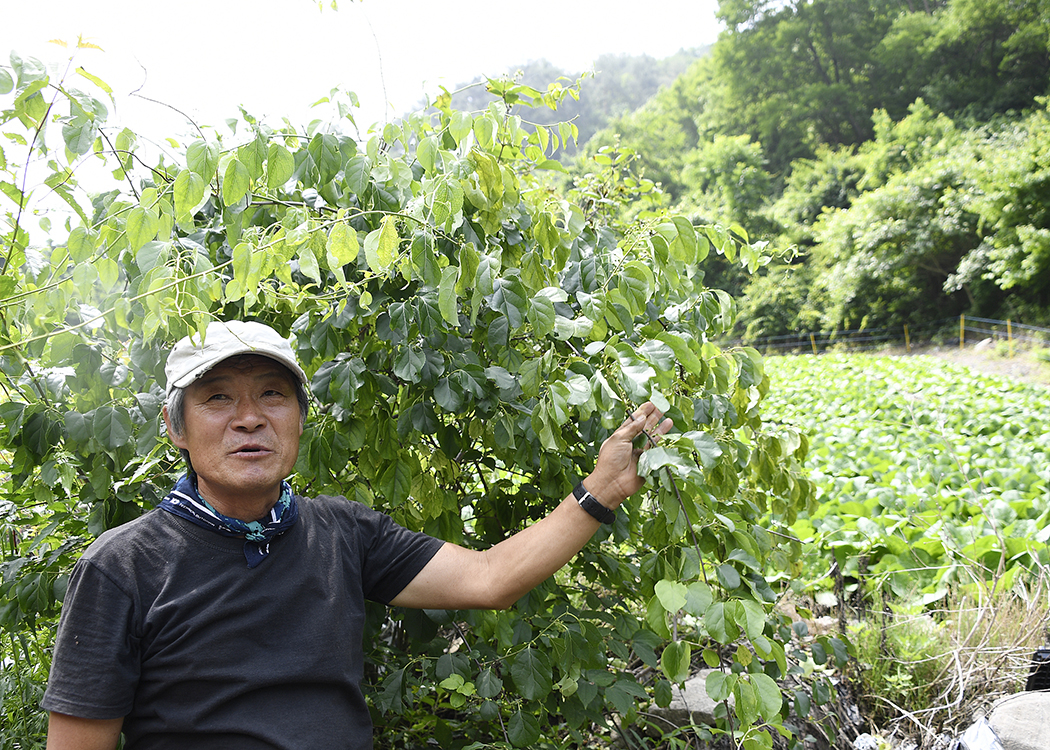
[573,482,616,524]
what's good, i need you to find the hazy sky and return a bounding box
[2,0,722,136]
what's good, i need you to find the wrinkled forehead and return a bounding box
[192,354,299,387]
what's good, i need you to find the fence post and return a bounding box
[809,333,818,355]
[960,314,965,350]
[904,324,911,353]
[1008,319,1014,358]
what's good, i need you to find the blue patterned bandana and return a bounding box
[160,474,299,568]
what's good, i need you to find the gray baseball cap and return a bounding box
[164,321,307,399]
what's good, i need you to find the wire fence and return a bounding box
[731,315,1050,356]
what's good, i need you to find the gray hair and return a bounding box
[165,362,310,476]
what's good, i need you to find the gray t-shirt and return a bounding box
[42,494,444,749]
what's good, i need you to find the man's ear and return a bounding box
[162,405,189,450]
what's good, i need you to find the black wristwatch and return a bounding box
[573,482,616,524]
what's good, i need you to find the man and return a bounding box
[42,320,671,749]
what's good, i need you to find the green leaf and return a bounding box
[428,178,463,227]
[393,346,425,382]
[716,564,741,590]
[297,244,322,284]
[656,331,704,375]
[672,216,698,261]
[736,678,759,726]
[739,599,766,640]
[684,582,714,617]
[75,66,112,97]
[476,669,503,699]
[222,158,250,206]
[0,68,13,95]
[491,276,527,330]
[187,140,220,179]
[527,291,556,337]
[174,169,207,219]
[706,670,736,702]
[344,154,370,195]
[267,143,295,188]
[654,579,688,613]
[62,118,96,155]
[93,406,133,450]
[449,111,473,145]
[438,266,459,326]
[751,673,782,719]
[507,709,540,748]
[679,430,722,469]
[661,641,692,684]
[136,241,171,274]
[377,456,413,507]
[416,135,438,173]
[646,595,671,639]
[637,446,700,481]
[510,647,552,701]
[705,602,739,644]
[125,207,159,252]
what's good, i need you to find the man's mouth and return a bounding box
[232,445,270,455]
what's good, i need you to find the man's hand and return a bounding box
[583,401,673,510]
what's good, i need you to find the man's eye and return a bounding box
[207,393,230,402]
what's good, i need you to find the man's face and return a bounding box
[165,355,303,516]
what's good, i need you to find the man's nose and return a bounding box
[231,396,266,429]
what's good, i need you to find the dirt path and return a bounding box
[908,344,1050,386]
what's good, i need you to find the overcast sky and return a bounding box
[2,0,722,137]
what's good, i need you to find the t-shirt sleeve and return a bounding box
[351,503,444,605]
[41,557,140,719]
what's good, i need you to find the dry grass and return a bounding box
[850,573,1050,748]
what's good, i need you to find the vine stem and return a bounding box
[5,63,71,272]
[626,409,711,586]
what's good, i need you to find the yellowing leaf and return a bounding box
[326,222,359,268]
[75,66,112,97]
[363,215,399,273]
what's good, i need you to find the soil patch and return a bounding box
[892,343,1050,386]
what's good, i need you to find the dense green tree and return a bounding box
[0,48,830,749]
[679,134,775,236]
[704,0,912,173]
[951,108,1050,320]
[810,159,979,331]
[885,0,1050,118]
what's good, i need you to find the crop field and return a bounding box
[761,353,1050,739]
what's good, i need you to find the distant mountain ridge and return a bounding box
[427,48,710,155]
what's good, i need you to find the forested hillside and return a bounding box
[577,0,1050,340]
[438,50,708,155]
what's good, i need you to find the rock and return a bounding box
[986,692,1050,750]
[648,669,731,728]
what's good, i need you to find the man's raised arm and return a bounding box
[391,402,672,611]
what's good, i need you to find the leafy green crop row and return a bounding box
[764,354,1050,604]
